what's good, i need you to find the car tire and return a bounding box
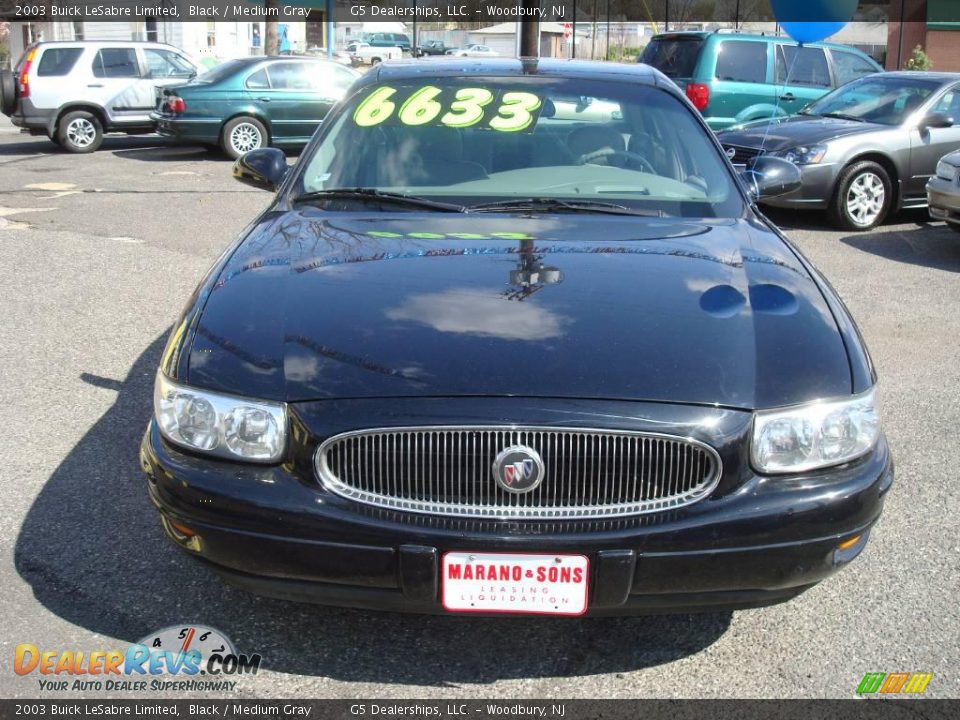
[221,116,268,160]
[57,110,103,153]
[829,161,892,231]
[370,57,382,66]
[0,70,16,116]
[47,131,61,147]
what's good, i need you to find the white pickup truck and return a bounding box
[345,42,403,66]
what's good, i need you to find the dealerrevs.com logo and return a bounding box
[856,672,933,696]
[14,625,262,693]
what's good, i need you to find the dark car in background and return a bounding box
[142,59,890,617]
[417,40,450,57]
[151,56,359,158]
[639,31,882,130]
[718,72,960,230]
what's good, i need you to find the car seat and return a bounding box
[567,126,626,166]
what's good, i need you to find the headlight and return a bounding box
[779,144,828,165]
[154,372,287,462]
[936,159,956,181]
[751,388,879,474]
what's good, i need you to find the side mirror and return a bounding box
[920,112,954,130]
[233,148,289,192]
[739,156,803,201]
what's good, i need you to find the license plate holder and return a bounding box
[441,552,589,616]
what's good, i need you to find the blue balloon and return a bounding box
[771,0,858,44]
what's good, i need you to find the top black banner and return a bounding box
[0,1,939,25]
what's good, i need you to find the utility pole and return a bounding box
[519,2,540,57]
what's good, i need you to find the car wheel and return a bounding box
[370,57,382,66]
[0,70,16,116]
[829,161,892,231]
[57,111,103,153]
[221,116,267,160]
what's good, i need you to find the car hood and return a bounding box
[717,115,883,153]
[184,212,851,409]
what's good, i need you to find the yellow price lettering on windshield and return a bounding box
[398,86,444,126]
[489,92,542,132]
[352,86,542,132]
[441,88,495,128]
[353,86,398,127]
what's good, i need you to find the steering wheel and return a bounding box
[575,149,657,174]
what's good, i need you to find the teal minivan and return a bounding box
[639,31,882,130]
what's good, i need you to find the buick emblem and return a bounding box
[493,445,545,494]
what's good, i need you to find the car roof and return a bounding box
[372,57,662,84]
[31,40,180,49]
[649,30,874,52]
[880,70,960,81]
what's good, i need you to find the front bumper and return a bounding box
[141,400,892,616]
[759,162,841,210]
[927,176,960,225]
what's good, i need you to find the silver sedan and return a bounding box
[718,72,960,231]
[927,150,960,233]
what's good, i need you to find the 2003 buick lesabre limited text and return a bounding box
[141,59,892,616]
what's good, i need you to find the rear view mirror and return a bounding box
[739,156,803,201]
[233,148,289,192]
[921,112,954,130]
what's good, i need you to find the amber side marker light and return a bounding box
[833,532,869,565]
[837,535,862,550]
[160,515,202,553]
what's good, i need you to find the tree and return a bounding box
[904,45,933,71]
[265,1,280,56]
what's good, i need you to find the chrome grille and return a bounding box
[315,427,721,520]
[723,144,764,165]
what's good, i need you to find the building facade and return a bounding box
[887,0,960,70]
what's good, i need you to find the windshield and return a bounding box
[298,77,742,218]
[803,76,941,125]
[639,38,703,79]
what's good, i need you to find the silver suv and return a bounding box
[1,41,197,153]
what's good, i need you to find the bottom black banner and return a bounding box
[0,700,957,720]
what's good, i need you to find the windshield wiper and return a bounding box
[293,188,466,213]
[468,198,667,217]
[819,111,866,122]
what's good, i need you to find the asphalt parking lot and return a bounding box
[1,119,958,700]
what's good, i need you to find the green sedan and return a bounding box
[151,56,360,159]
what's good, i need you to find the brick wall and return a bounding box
[926,30,960,72]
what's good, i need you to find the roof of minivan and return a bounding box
[649,31,865,50]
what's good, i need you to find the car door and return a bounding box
[252,61,329,142]
[775,44,832,115]
[907,84,960,199]
[709,39,772,127]
[89,47,152,125]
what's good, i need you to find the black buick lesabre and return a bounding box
[141,59,892,616]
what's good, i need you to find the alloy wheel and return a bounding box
[66,118,97,149]
[845,171,885,227]
[230,123,263,155]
